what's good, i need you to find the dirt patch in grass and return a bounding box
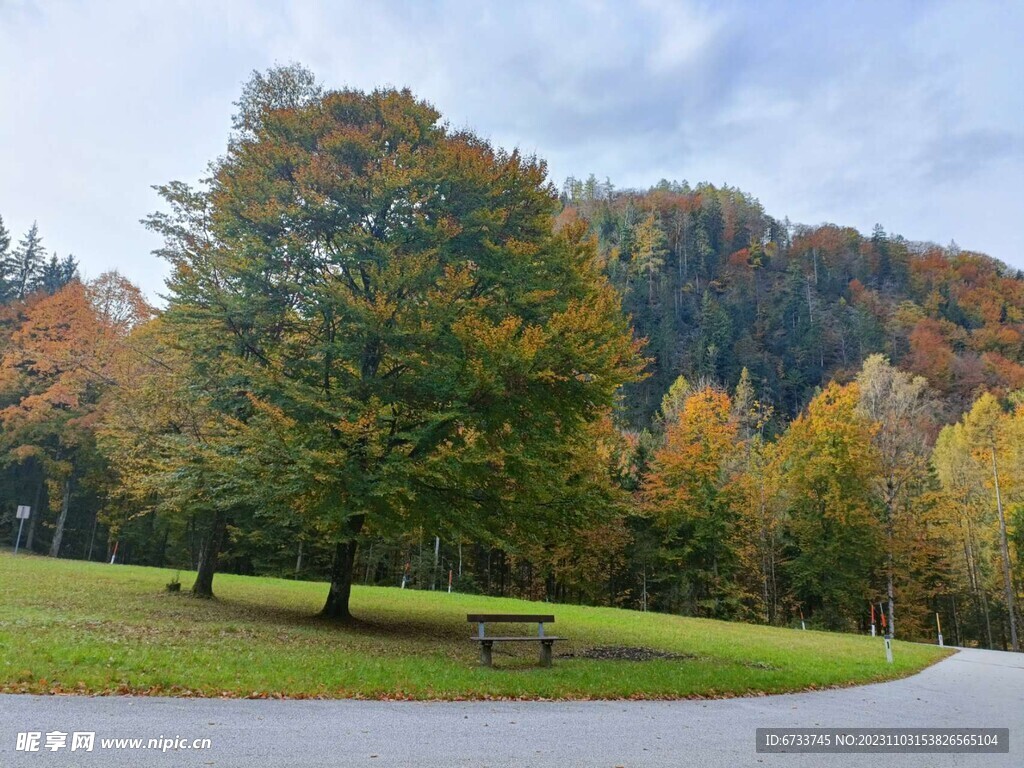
[742,660,781,670]
[559,645,696,661]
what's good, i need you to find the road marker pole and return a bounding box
[870,603,876,637]
[878,602,893,662]
[936,612,944,646]
[448,569,453,594]
[799,608,806,631]
[13,505,30,555]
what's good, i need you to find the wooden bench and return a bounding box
[467,614,560,667]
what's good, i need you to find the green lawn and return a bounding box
[0,551,951,700]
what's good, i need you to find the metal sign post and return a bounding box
[13,506,30,554]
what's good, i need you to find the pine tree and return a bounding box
[656,374,691,432]
[732,367,756,439]
[631,212,667,304]
[5,222,46,300]
[35,253,79,295]
[698,291,732,380]
[0,214,9,255]
[0,213,11,302]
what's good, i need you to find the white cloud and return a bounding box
[0,0,1020,300]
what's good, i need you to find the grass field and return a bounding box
[0,551,951,700]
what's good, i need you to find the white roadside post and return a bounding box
[13,506,30,554]
[936,612,944,647]
[884,634,894,664]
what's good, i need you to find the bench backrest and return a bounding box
[466,614,555,623]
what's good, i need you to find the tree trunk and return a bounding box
[886,499,896,637]
[192,509,228,598]
[964,511,993,648]
[886,566,896,638]
[321,515,365,620]
[991,448,1020,651]
[87,512,98,561]
[49,478,72,558]
[26,475,43,551]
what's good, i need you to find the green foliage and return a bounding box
[0,214,10,303]
[144,74,644,614]
[776,383,882,630]
[3,222,45,302]
[6,73,1024,653]
[644,388,741,617]
[563,183,1024,426]
[35,254,79,295]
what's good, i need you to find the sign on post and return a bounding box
[13,506,30,555]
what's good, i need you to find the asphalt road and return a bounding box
[0,647,1020,768]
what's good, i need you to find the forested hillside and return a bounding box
[558,177,1024,426]
[1,69,1021,654]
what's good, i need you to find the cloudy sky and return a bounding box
[1,0,1022,298]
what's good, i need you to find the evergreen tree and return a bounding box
[631,212,667,304]
[732,367,757,439]
[697,290,732,380]
[5,222,46,300]
[0,213,11,302]
[35,253,79,295]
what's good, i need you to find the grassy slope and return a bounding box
[0,551,950,700]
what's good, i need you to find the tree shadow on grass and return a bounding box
[173,594,468,646]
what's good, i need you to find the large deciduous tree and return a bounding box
[962,393,1020,651]
[855,354,934,637]
[148,70,644,620]
[0,275,150,556]
[98,316,243,597]
[644,387,740,617]
[777,382,882,629]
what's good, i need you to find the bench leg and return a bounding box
[540,640,553,667]
[480,640,493,667]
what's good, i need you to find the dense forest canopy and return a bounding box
[558,176,1024,426]
[1,68,1021,652]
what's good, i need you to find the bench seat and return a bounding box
[468,613,561,667]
